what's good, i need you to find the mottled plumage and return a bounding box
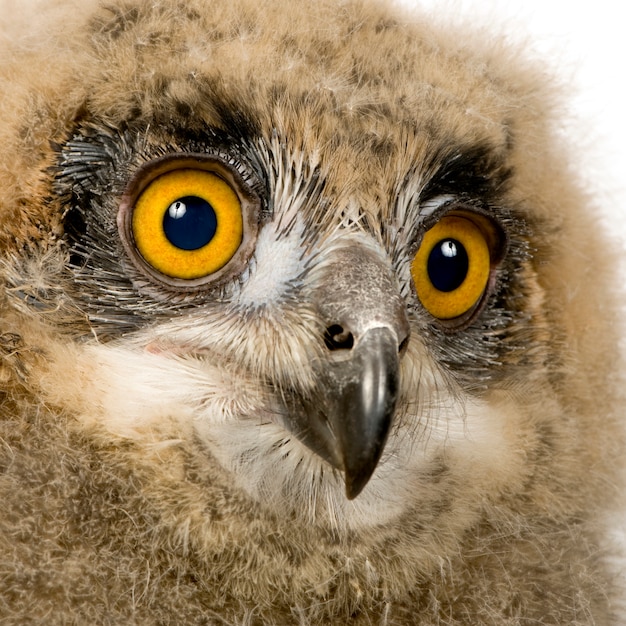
[0,0,623,623]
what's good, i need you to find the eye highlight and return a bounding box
[411,215,491,320]
[131,168,243,280]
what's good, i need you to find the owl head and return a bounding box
[0,0,622,536]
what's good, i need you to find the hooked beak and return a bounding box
[304,326,401,499]
[280,242,410,499]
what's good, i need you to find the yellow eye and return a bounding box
[411,215,491,320]
[131,168,243,280]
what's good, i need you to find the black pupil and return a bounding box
[427,238,469,292]
[163,196,217,251]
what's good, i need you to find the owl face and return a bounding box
[0,0,613,534]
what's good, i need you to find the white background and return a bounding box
[396,0,626,253]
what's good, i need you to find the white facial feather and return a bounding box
[235,216,306,307]
[32,320,526,532]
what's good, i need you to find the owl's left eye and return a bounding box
[118,156,260,288]
[411,214,495,321]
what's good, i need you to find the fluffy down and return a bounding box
[0,0,623,624]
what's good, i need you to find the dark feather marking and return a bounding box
[422,143,513,203]
[90,4,141,41]
[52,120,268,338]
[90,2,202,42]
[385,139,533,389]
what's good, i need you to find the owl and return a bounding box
[0,0,623,623]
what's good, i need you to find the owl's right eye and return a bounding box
[118,155,261,290]
[132,169,243,280]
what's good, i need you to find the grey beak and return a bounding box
[281,242,410,499]
[313,326,401,499]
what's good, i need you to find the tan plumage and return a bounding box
[0,0,623,623]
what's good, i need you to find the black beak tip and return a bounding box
[345,471,372,500]
[342,445,387,500]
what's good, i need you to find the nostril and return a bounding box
[324,324,355,351]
